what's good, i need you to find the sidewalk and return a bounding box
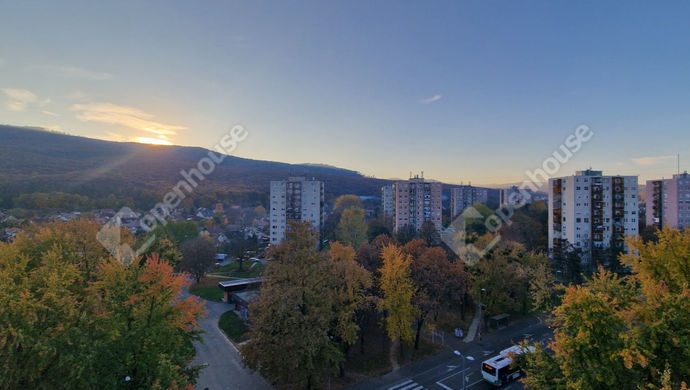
[462,304,482,343]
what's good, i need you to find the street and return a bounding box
[348,316,552,390]
[184,289,273,390]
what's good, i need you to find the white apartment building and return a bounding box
[450,185,489,217]
[269,177,324,244]
[381,184,395,217]
[548,169,638,262]
[393,175,442,233]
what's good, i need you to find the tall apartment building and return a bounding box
[645,171,690,230]
[500,185,532,208]
[393,175,442,233]
[548,169,639,262]
[450,185,489,217]
[269,177,324,244]
[381,184,395,217]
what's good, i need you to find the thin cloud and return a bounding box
[34,65,112,80]
[41,110,59,116]
[2,88,38,111]
[632,155,676,166]
[419,94,442,104]
[70,102,186,136]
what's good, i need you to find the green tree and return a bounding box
[335,207,368,249]
[142,236,182,268]
[241,222,342,390]
[378,243,416,359]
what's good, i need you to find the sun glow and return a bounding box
[134,137,172,145]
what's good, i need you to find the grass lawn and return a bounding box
[218,310,249,343]
[213,261,264,278]
[189,276,227,301]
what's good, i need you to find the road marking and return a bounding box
[435,382,453,390]
[466,378,484,388]
[435,367,471,390]
[388,379,426,390]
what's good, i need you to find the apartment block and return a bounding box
[646,171,690,230]
[269,177,324,244]
[500,185,532,208]
[549,169,639,262]
[381,184,395,217]
[450,185,489,217]
[393,175,442,233]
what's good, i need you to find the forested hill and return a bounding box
[0,125,391,209]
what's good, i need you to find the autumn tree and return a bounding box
[356,234,395,272]
[519,229,690,389]
[333,194,362,214]
[0,220,205,389]
[417,220,440,246]
[336,207,368,249]
[403,240,455,349]
[241,222,341,389]
[378,243,416,359]
[328,242,373,376]
[179,236,216,283]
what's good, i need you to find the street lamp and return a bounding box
[453,350,475,390]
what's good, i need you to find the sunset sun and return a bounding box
[134,137,172,145]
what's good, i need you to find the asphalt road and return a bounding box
[187,291,273,390]
[348,317,552,390]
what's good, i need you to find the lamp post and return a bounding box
[453,350,475,390]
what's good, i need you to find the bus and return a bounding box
[480,345,535,386]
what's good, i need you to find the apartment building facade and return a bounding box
[548,169,639,262]
[645,171,690,230]
[381,184,395,217]
[393,175,442,233]
[450,185,489,217]
[269,177,324,244]
[500,185,532,208]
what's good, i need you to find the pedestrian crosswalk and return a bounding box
[386,378,426,390]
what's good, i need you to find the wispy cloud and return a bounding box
[34,65,112,80]
[632,154,676,166]
[419,94,442,104]
[70,102,186,136]
[2,88,41,111]
[41,110,59,116]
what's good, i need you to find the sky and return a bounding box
[1,1,689,185]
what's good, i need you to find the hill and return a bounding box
[0,125,392,210]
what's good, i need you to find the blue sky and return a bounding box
[1,1,689,184]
